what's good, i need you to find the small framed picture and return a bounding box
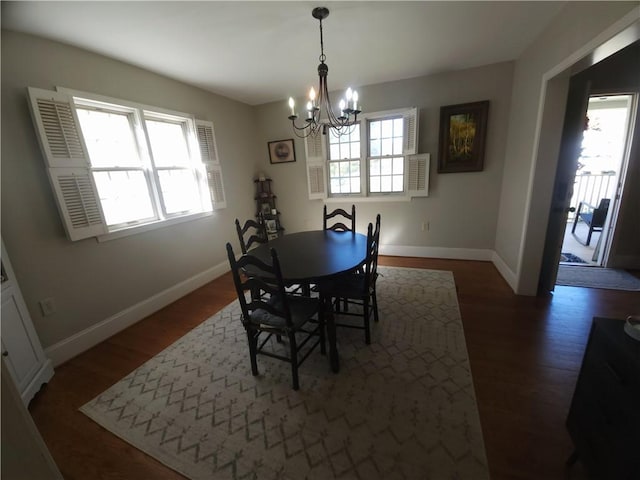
[438,101,489,173]
[268,139,296,164]
[265,219,277,232]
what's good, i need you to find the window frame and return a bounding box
[28,87,226,241]
[323,107,421,201]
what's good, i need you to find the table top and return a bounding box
[248,230,367,282]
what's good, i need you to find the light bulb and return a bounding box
[288,97,295,116]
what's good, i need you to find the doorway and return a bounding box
[560,93,635,268]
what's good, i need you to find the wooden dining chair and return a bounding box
[318,214,381,344]
[235,217,268,254]
[323,205,356,232]
[226,243,325,390]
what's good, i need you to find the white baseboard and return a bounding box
[380,244,494,261]
[491,251,518,292]
[379,244,518,293]
[45,260,230,367]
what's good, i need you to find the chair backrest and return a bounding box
[226,243,292,328]
[323,205,356,232]
[593,198,610,226]
[364,214,381,290]
[235,217,268,254]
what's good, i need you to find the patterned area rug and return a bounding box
[556,265,640,291]
[80,267,489,479]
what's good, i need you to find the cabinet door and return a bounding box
[1,286,42,392]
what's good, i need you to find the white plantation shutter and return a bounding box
[403,107,419,155]
[195,120,226,209]
[407,153,430,197]
[305,133,327,199]
[27,87,107,241]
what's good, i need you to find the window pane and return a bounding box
[370,139,380,156]
[93,170,154,225]
[330,178,341,193]
[393,157,404,174]
[381,158,393,175]
[146,119,190,167]
[393,137,403,155]
[369,121,380,140]
[349,124,360,142]
[351,178,361,193]
[381,175,392,192]
[339,161,350,177]
[370,175,381,192]
[381,138,393,156]
[350,161,360,177]
[392,175,404,192]
[329,162,340,176]
[76,108,141,168]
[370,159,380,176]
[381,119,393,138]
[394,118,404,136]
[157,169,200,214]
[351,141,360,158]
[330,144,340,160]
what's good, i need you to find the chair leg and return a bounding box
[363,299,371,345]
[372,290,379,323]
[289,333,300,390]
[319,304,326,356]
[246,330,259,376]
[586,227,593,246]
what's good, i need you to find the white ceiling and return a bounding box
[1,1,566,106]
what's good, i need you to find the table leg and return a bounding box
[323,296,340,372]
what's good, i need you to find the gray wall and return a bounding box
[1,30,258,348]
[494,1,639,293]
[254,62,514,253]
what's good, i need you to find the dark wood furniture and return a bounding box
[318,215,381,345]
[255,178,283,239]
[323,204,356,232]
[226,243,325,391]
[566,316,640,479]
[571,199,609,246]
[248,230,368,372]
[235,217,267,254]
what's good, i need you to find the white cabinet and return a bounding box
[1,239,53,405]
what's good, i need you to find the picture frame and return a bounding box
[437,100,489,173]
[265,219,277,233]
[268,139,296,164]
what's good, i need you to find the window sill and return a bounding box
[96,211,214,242]
[324,195,412,203]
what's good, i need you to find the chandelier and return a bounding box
[287,7,361,138]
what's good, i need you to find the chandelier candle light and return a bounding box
[288,7,361,138]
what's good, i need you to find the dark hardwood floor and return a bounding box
[28,256,640,480]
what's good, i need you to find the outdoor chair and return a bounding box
[571,198,610,246]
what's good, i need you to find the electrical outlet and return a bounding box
[39,297,56,316]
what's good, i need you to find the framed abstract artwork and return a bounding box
[268,139,296,164]
[438,101,489,173]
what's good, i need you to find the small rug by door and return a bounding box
[557,265,640,291]
[80,266,489,480]
[560,252,586,264]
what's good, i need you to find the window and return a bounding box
[306,107,428,201]
[328,125,361,194]
[27,87,225,241]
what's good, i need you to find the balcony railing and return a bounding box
[568,171,616,222]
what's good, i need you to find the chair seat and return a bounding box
[249,294,319,328]
[579,212,593,224]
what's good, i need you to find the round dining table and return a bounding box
[249,230,368,372]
